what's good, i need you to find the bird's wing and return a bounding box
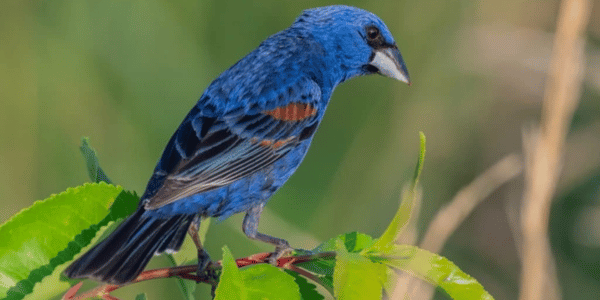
[143,79,321,210]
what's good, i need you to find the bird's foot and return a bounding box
[268,241,293,266]
[196,249,218,284]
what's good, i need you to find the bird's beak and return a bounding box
[369,46,410,85]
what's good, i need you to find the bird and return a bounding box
[64,5,410,285]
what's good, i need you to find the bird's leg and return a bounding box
[242,204,293,265]
[188,215,216,283]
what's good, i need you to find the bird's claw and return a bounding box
[197,266,218,284]
[196,249,218,284]
[268,242,293,266]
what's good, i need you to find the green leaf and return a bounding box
[106,190,140,221]
[214,246,243,300]
[373,245,494,300]
[285,270,324,300]
[296,259,334,278]
[296,231,374,294]
[294,263,334,295]
[0,183,131,299]
[80,137,112,184]
[215,246,301,300]
[367,132,426,252]
[239,264,302,300]
[333,239,387,300]
[78,137,139,231]
[314,231,374,253]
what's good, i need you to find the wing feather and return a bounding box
[143,79,321,210]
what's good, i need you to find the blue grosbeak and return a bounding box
[65,5,410,284]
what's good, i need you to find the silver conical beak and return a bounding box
[369,46,410,85]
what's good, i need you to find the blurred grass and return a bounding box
[1,0,600,299]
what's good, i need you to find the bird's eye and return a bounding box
[366,27,380,41]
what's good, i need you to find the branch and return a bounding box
[62,251,336,300]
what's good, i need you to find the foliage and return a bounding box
[0,183,137,299]
[214,246,301,300]
[0,135,495,299]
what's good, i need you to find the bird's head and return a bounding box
[293,5,410,85]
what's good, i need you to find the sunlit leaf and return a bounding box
[333,239,387,300]
[373,244,494,300]
[214,246,244,300]
[0,183,131,299]
[215,246,301,300]
[314,231,374,253]
[297,231,374,293]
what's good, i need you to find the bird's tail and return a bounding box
[64,208,194,284]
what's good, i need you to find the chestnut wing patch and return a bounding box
[251,135,297,150]
[262,103,317,121]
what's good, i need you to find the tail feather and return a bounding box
[95,215,181,282]
[102,215,184,283]
[154,215,188,254]
[160,215,192,254]
[64,209,194,284]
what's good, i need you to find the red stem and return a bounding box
[62,251,336,299]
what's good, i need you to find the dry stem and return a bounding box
[519,0,591,299]
[391,154,523,300]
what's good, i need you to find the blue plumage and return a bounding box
[65,5,410,284]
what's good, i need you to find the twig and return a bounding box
[62,282,83,300]
[62,251,336,300]
[519,0,591,299]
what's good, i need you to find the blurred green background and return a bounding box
[2,0,600,299]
